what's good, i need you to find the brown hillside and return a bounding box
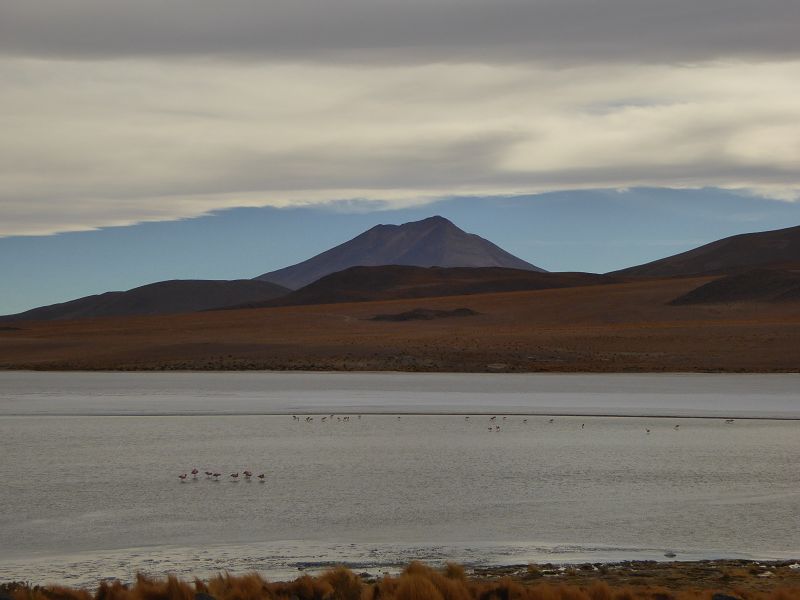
[0,279,290,322]
[239,265,617,308]
[613,224,800,277]
[2,277,799,372]
[671,269,800,305]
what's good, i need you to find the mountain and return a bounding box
[255,215,544,289]
[613,224,800,278]
[0,279,290,322]
[233,265,617,308]
[670,269,800,305]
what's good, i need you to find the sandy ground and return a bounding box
[475,560,800,593]
[1,277,799,372]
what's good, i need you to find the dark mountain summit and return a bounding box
[255,216,544,289]
[0,279,290,322]
[613,224,800,278]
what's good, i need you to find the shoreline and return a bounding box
[2,411,800,421]
[3,365,800,374]
[2,559,800,595]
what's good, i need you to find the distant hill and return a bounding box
[670,269,800,305]
[235,265,617,308]
[613,224,800,278]
[0,279,290,322]
[255,216,544,289]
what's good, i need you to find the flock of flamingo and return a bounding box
[178,468,265,482]
[178,414,736,480]
[286,413,723,435]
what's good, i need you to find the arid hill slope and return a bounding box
[1,277,798,372]
[240,266,617,308]
[614,224,800,277]
[670,269,800,305]
[0,279,290,322]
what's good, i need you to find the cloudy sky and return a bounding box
[2,0,800,237]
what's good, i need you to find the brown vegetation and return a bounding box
[0,277,799,372]
[669,270,800,305]
[2,562,800,600]
[370,308,479,322]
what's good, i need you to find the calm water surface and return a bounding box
[0,372,798,586]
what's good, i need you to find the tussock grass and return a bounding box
[2,563,800,600]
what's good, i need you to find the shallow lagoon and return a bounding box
[1,372,798,586]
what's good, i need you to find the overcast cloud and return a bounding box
[1,0,799,236]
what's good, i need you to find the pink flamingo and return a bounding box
[243,470,253,480]
[191,468,199,479]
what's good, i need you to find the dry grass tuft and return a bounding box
[3,563,800,600]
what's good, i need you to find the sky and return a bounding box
[1,2,800,312]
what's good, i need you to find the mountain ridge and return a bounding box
[255,216,544,289]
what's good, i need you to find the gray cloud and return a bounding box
[1,2,799,237]
[1,0,799,64]
[2,56,799,236]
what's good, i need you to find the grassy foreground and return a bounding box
[2,562,800,600]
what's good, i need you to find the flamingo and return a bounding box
[230,472,240,481]
[212,472,221,480]
[204,471,213,479]
[191,468,199,479]
[243,470,253,480]
[178,473,188,482]
[257,473,266,482]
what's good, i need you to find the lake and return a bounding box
[1,372,798,586]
